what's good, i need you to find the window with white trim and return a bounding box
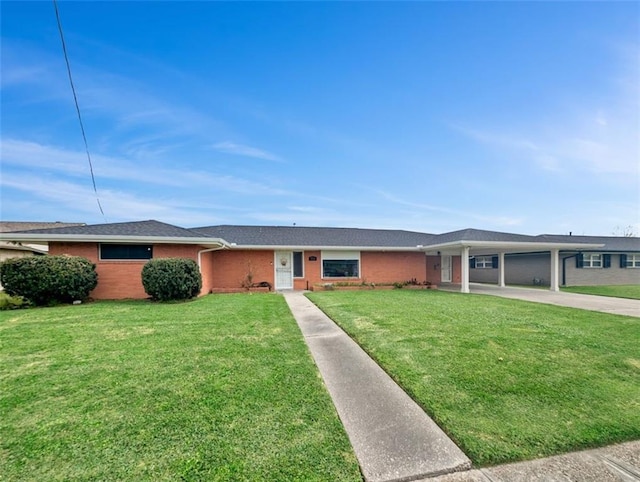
[322,250,360,278]
[582,253,602,268]
[475,256,494,269]
[624,254,640,268]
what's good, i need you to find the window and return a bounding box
[622,254,640,268]
[322,250,360,278]
[293,251,304,277]
[100,244,152,260]
[582,253,602,268]
[470,256,498,269]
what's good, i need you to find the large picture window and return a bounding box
[322,251,360,278]
[100,244,153,260]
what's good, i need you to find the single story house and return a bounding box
[0,220,637,299]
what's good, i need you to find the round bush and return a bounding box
[141,258,202,301]
[0,255,98,306]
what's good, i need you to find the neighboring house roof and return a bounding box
[193,225,437,249]
[0,222,85,256]
[0,221,85,232]
[538,235,640,252]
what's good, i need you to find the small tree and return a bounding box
[141,258,202,301]
[0,255,98,306]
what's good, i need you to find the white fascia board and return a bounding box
[418,240,605,252]
[227,245,422,251]
[0,233,230,248]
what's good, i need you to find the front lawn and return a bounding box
[0,294,361,481]
[307,290,640,466]
[562,284,640,300]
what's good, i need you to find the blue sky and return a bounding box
[1,1,638,235]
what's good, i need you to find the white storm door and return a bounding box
[275,251,294,289]
[441,255,452,283]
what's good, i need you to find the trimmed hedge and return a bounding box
[141,258,202,301]
[0,255,98,306]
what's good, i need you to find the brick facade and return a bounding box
[48,242,465,299]
[49,242,201,299]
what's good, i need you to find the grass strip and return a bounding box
[0,294,361,481]
[561,284,640,300]
[307,290,640,466]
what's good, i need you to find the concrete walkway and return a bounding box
[424,440,640,482]
[283,291,471,482]
[457,283,640,318]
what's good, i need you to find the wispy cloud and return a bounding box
[453,45,639,179]
[212,141,284,162]
[0,138,290,196]
[374,190,524,228]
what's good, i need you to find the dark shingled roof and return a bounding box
[538,234,640,252]
[10,220,207,238]
[192,225,437,247]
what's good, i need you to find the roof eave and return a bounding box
[418,240,606,252]
[228,244,424,251]
[0,233,229,248]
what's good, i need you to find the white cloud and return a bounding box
[454,44,640,179]
[212,141,284,162]
[0,138,290,196]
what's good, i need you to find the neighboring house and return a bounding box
[0,221,86,290]
[470,235,640,287]
[0,220,635,300]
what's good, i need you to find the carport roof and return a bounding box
[417,228,605,255]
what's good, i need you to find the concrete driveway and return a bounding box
[467,283,640,317]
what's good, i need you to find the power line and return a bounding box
[53,0,106,220]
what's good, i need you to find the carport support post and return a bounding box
[461,246,470,293]
[550,248,560,292]
[498,252,505,287]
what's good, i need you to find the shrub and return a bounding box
[141,258,202,301]
[0,292,29,310]
[0,255,98,305]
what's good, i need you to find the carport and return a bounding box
[418,229,604,293]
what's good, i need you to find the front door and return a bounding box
[441,255,452,283]
[275,251,293,290]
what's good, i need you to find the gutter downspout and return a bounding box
[197,244,230,294]
[561,253,579,287]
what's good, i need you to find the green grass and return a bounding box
[307,290,640,466]
[561,284,640,300]
[0,294,361,481]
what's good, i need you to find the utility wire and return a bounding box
[53,0,106,220]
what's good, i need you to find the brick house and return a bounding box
[1,220,636,299]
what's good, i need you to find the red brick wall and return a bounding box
[360,252,427,284]
[49,242,202,300]
[49,243,446,296]
[207,249,428,289]
[208,250,274,291]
